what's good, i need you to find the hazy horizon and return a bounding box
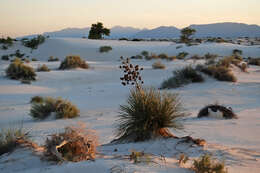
[1,0,259,37]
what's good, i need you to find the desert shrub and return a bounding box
[146,53,159,60]
[248,58,260,66]
[44,124,98,162]
[37,64,50,72]
[238,62,248,72]
[190,54,203,60]
[218,56,242,67]
[158,53,168,59]
[130,150,151,164]
[177,52,189,59]
[131,55,143,59]
[119,37,128,41]
[14,49,25,58]
[31,58,38,61]
[132,38,142,41]
[204,53,218,60]
[0,37,13,46]
[2,45,8,50]
[152,61,166,69]
[1,55,9,61]
[161,66,204,89]
[192,154,228,173]
[59,55,89,70]
[22,35,45,50]
[0,127,28,156]
[48,56,59,62]
[232,49,243,55]
[30,96,44,103]
[99,46,112,53]
[6,58,36,81]
[198,104,237,119]
[141,51,149,57]
[30,97,80,120]
[199,65,237,82]
[114,87,186,142]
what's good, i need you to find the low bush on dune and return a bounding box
[192,154,228,173]
[141,50,149,57]
[0,127,29,156]
[59,55,89,70]
[37,64,50,72]
[99,46,112,53]
[204,53,218,60]
[177,52,189,59]
[44,124,98,162]
[31,58,38,61]
[152,61,166,69]
[30,97,80,120]
[198,103,237,119]
[6,58,36,81]
[218,55,242,68]
[1,55,9,61]
[48,56,59,62]
[248,58,260,66]
[158,53,168,59]
[30,96,44,104]
[114,87,186,143]
[161,66,204,89]
[198,65,237,82]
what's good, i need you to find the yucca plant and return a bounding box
[114,87,186,143]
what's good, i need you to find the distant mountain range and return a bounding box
[41,22,260,39]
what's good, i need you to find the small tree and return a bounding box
[88,22,110,39]
[180,27,196,43]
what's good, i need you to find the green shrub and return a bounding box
[177,52,189,59]
[152,61,166,69]
[48,56,59,62]
[204,53,218,60]
[161,66,204,89]
[131,55,143,59]
[192,154,228,173]
[248,58,260,66]
[218,56,242,68]
[141,51,149,57]
[158,53,168,59]
[0,127,28,156]
[30,97,80,120]
[232,49,242,55]
[59,55,89,70]
[6,58,36,81]
[37,64,50,72]
[22,35,45,50]
[31,58,38,61]
[99,46,112,53]
[114,87,186,142]
[30,96,44,103]
[198,104,237,119]
[1,55,9,61]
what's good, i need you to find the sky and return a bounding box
[0,0,260,37]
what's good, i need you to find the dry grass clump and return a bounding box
[161,66,204,89]
[152,61,166,69]
[99,46,112,53]
[198,104,237,119]
[37,64,50,72]
[44,124,98,162]
[248,58,260,66]
[199,65,237,82]
[218,55,242,68]
[114,87,186,143]
[48,56,59,62]
[30,97,80,120]
[192,154,228,173]
[176,52,189,59]
[6,58,36,81]
[30,96,44,103]
[158,53,168,59]
[0,127,28,156]
[59,55,89,70]
[204,53,218,60]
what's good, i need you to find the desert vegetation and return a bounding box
[5,58,36,81]
[22,35,45,51]
[99,46,112,53]
[37,64,50,72]
[59,55,89,70]
[44,124,98,162]
[48,56,59,62]
[88,22,110,39]
[180,27,196,44]
[30,97,80,120]
[248,57,260,66]
[152,61,166,69]
[161,66,204,89]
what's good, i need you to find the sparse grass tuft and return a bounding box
[59,55,89,70]
[44,124,98,162]
[99,46,112,53]
[192,154,228,173]
[161,66,204,89]
[0,127,28,156]
[37,64,50,72]
[114,87,186,142]
[6,58,36,81]
[152,61,166,69]
[30,97,79,120]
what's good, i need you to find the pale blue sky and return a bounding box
[0,0,259,37]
